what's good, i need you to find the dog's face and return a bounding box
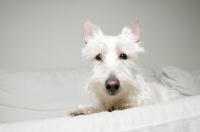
[82,20,144,105]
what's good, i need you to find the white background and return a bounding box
[0,0,200,74]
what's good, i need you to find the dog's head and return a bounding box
[82,20,144,106]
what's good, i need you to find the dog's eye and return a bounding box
[95,54,102,61]
[119,53,127,60]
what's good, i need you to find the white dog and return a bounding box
[69,19,179,116]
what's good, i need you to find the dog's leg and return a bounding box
[69,106,97,116]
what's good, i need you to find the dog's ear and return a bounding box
[84,21,103,45]
[129,19,140,42]
[121,19,140,43]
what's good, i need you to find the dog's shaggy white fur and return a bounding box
[69,20,179,116]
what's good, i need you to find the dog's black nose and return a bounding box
[105,78,120,94]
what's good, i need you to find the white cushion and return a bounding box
[0,66,157,123]
[1,67,200,131]
[0,68,90,123]
[138,64,158,82]
[0,95,200,132]
[160,66,200,97]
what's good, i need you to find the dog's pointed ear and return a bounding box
[129,19,140,42]
[121,19,140,43]
[84,21,103,45]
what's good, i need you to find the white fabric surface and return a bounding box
[161,66,200,97]
[1,66,200,132]
[0,95,200,132]
[137,64,159,82]
[0,66,156,123]
[0,68,90,123]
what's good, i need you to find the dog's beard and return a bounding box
[85,66,140,110]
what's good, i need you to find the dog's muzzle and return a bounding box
[105,77,120,95]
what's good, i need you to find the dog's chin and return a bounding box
[109,93,116,96]
[106,91,119,96]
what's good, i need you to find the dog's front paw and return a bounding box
[108,106,124,112]
[69,107,96,116]
[108,105,132,112]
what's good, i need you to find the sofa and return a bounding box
[0,66,200,132]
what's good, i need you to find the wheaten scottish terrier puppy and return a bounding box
[69,19,179,116]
